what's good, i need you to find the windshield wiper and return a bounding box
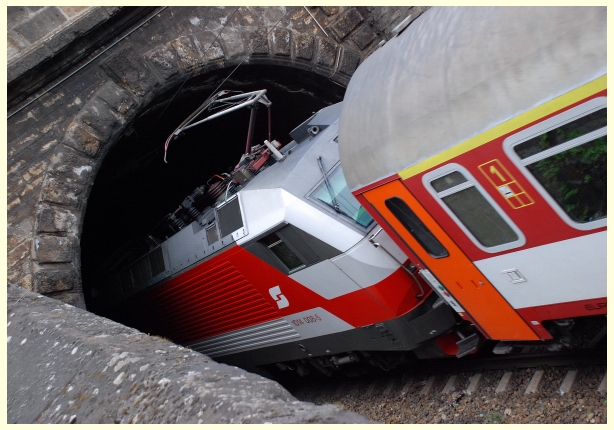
[316,156,340,213]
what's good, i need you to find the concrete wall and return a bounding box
[7,284,372,423]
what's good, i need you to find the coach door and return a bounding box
[363,179,541,341]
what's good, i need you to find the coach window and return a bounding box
[506,101,606,229]
[385,197,448,258]
[425,165,525,253]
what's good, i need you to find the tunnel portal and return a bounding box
[81,65,345,319]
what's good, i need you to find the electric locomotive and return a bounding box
[104,92,465,377]
[338,6,606,353]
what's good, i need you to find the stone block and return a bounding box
[41,177,85,207]
[249,27,269,55]
[293,33,314,61]
[8,159,27,180]
[101,46,162,101]
[8,43,53,83]
[104,6,122,16]
[270,28,291,56]
[63,123,103,158]
[315,37,337,67]
[234,7,265,27]
[36,204,78,234]
[63,69,107,101]
[190,6,232,30]
[8,32,28,60]
[33,268,77,294]
[320,7,339,16]
[34,114,66,137]
[192,31,225,62]
[47,145,94,184]
[8,7,29,28]
[8,131,42,160]
[12,274,33,291]
[46,289,86,309]
[21,159,49,182]
[262,6,286,26]
[13,7,68,44]
[7,241,32,271]
[351,25,377,50]
[32,235,76,263]
[330,8,363,40]
[8,172,45,220]
[59,6,91,18]
[170,36,203,70]
[95,81,137,117]
[7,217,34,251]
[219,28,246,62]
[145,44,180,80]
[338,49,360,76]
[41,89,69,111]
[45,7,109,54]
[74,97,124,141]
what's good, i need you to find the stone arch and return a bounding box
[26,6,418,307]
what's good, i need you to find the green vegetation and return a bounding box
[484,411,504,424]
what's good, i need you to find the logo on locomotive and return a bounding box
[269,286,289,309]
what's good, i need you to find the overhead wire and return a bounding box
[155,6,241,122]
[163,7,292,162]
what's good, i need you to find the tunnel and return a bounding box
[80,64,345,330]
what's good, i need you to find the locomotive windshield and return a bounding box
[312,166,374,228]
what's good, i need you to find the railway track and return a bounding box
[284,347,607,424]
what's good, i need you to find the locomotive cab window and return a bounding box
[261,232,306,273]
[504,98,606,230]
[249,224,341,275]
[310,165,374,228]
[424,164,525,253]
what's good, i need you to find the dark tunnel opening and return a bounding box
[81,65,345,327]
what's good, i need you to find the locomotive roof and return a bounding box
[338,6,606,191]
[241,103,343,197]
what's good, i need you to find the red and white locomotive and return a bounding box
[111,95,461,376]
[339,6,606,352]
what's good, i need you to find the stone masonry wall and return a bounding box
[8,6,93,62]
[7,6,427,307]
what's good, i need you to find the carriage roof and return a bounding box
[338,6,606,191]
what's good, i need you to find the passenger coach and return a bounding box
[338,6,606,351]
